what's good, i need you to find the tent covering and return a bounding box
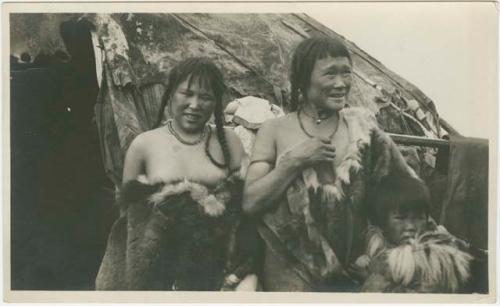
[10,13,446,185]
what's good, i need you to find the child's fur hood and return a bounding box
[362,225,473,293]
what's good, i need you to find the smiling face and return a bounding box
[385,209,427,245]
[170,76,216,134]
[305,56,352,112]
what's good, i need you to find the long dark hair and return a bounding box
[289,36,352,111]
[155,57,231,170]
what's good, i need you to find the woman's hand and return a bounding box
[281,137,336,169]
[243,120,336,215]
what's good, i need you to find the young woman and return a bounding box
[96,58,258,291]
[242,37,418,291]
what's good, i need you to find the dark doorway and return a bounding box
[11,18,117,290]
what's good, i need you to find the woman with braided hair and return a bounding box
[124,57,238,185]
[96,57,259,291]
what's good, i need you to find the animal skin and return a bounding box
[361,225,473,293]
[95,173,257,291]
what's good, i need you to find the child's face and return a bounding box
[385,209,427,245]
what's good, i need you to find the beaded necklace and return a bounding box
[167,120,228,170]
[297,110,339,140]
[167,120,208,146]
[300,108,331,125]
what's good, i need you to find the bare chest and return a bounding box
[144,139,226,186]
[275,117,350,167]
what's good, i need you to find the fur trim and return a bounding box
[136,174,150,184]
[97,173,248,290]
[147,179,226,217]
[371,128,420,182]
[321,184,342,203]
[302,106,420,200]
[227,167,245,181]
[303,168,321,192]
[303,107,377,201]
[366,226,473,293]
[342,107,377,146]
[130,176,241,218]
[200,194,226,216]
[386,232,473,292]
[365,225,386,258]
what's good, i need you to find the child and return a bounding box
[357,174,474,293]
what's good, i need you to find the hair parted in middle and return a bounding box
[155,57,231,170]
[367,174,431,228]
[289,36,352,112]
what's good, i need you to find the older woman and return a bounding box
[96,58,258,291]
[243,37,418,291]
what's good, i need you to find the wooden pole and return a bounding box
[388,133,449,149]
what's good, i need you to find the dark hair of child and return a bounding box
[368,174,431,228]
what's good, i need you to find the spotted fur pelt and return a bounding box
[95,173,256,291]
[361,225,473,293]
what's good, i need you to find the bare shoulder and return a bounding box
[249,114,297,163]
[140,126,168,139]
[143,126,170,141]
[271,112,297,127]
[222,127,245,164]
[127,127,167,152]
[257,112,296,137]
[123,128,167,183]
[223,127,243,147]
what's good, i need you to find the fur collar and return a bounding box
[365,225,473,292]
[120,171,243,217]
[148,179,226,217]
[302,107,420,202]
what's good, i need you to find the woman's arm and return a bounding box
[224,128,246,173]
[242,120,296,215]
[243,156,303,215]
[242,120,336,215]
[122,134,146,184]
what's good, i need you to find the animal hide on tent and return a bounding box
[95,173,258,291]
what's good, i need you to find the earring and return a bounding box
[160,99,173,126]
[167,99,173,118]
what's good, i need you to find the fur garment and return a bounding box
[95,173,257,291]
[260,107,420,288]
[361,225,473,293]
[302,107,419,202]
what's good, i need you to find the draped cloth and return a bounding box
[95,173,257,291]
[439,136,489,250]
[258,107,419,291]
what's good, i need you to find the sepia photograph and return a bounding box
[3,1,497,303]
